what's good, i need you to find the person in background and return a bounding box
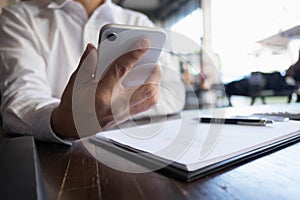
[286,49,300,102]
[286,49,300,82]
[0,0,185,144]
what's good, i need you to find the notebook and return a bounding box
[90,114,300,182]
[254,103,300,120]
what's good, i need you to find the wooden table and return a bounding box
[36,106,300,200]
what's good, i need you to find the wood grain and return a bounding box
[36,138,300,200]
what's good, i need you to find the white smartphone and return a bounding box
[95,24,166,88]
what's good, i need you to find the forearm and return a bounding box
[1,93,71,144]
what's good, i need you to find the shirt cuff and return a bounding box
[32,102,72,145]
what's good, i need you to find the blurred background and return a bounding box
[2,0,300,108]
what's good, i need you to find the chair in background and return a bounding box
[225,71,299,106]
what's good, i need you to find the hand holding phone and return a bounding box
[95,24,166,88]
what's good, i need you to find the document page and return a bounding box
[93,117,300,172]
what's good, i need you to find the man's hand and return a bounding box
[51,39,161,139]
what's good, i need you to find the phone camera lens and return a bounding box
[107,32,117,41]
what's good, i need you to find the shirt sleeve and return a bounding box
[0,8,71,145]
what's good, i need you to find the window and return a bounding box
[169,8,203,77]
[211,0,300,83]
[171,8,203,46]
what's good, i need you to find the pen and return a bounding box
[199,117,273,126]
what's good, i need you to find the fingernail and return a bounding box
[87,43,95,51]
[139,39,150,50]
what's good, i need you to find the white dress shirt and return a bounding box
[0,0,185,143]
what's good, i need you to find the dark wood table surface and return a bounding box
[36,105,300,200]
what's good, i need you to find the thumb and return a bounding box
[74,44,98,90]
[78,43,95,67]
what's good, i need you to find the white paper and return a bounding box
[94,116,300,172]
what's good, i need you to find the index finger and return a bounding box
[100,39,150,89]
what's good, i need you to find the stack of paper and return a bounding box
[90,116,300,181]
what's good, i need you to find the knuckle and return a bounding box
[122,49,144,66]
[110,49,145,79]
[129,94,158,116]
[112,61,128,78]
[95,90,111,106]
[143,84,157,98]
[128,49,142,61]
[147,97,157,107]
[149,94,159,105]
